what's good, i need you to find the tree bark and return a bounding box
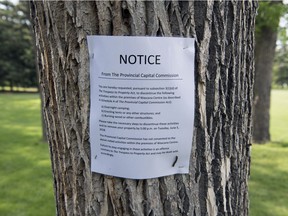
[30,1,257,215]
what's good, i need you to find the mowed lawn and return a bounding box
[0,90,287,215]
[249,89,288,216]
[0,93,55,216]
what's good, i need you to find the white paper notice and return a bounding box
[88,36,195,179]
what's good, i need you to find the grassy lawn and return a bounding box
[249,89,288,216]
[0,93,55,216]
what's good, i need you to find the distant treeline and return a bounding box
[0,1,37,92]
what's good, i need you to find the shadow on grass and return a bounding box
[250,170,288,216]
[271,141,288,148]
[0,139,54,215]
[249,144,288,216]
[0,94,55,216]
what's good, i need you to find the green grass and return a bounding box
[0,93,55,216]
[250,89,288,216]
[270,90,288,143]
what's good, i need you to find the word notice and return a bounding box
[88,36,195,179]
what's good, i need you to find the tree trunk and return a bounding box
[30,1,257,215]
[252,1,282,144]
[9,80,13,92]
[253,27,278,143]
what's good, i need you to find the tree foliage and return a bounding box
[274,23,288,87]
[256,0,288,86]
[256,1,287,36]
[273,11,288,87]
[0,0,37,91]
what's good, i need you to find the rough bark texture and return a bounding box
[253,27,278,143]
[30,1,257,215]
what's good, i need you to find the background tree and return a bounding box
[30,1,257,215]
[273,19,288,88]
[253,1,287,143]
[0,0,36,91]
[0,0,49,141]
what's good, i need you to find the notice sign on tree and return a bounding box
[88,36,195,179]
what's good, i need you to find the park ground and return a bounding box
[0,90,287,215]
